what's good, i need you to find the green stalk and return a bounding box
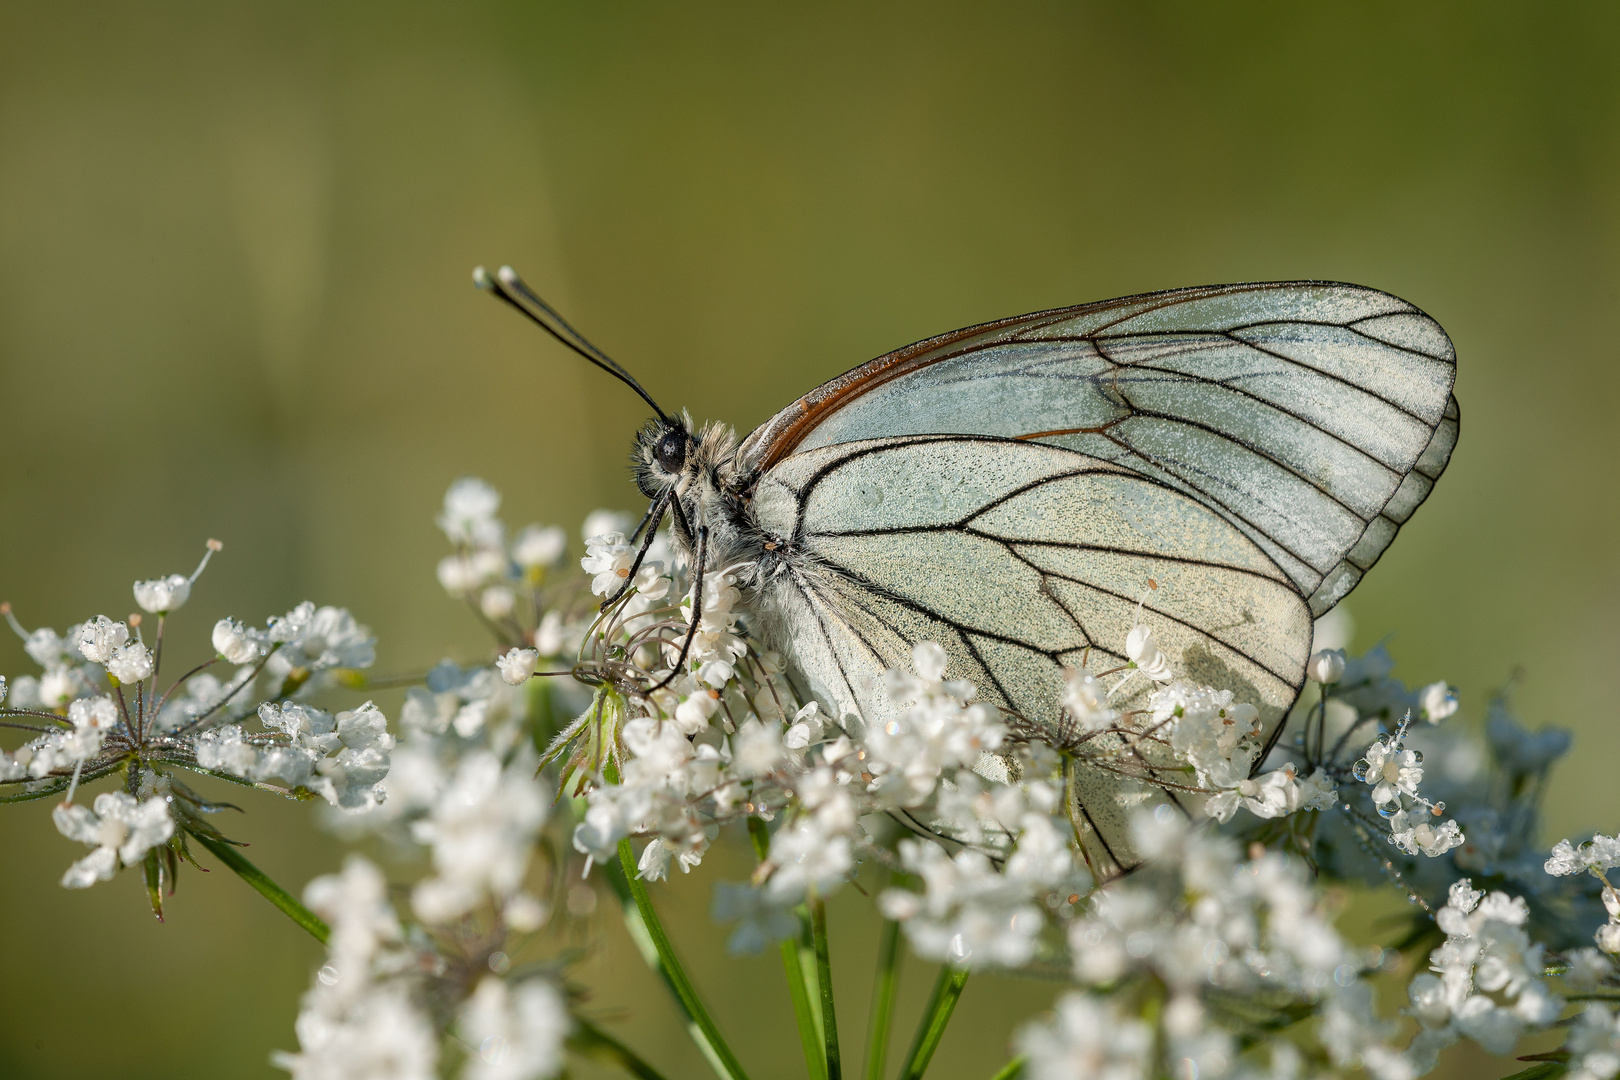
[863,917,903,1080]
[811,896,842,1080]
[615,838,752,1080]
[568,1017,672,1080]
[749,818,826,1080]
[987,1056,1026,1080]
[799,907,825,1042]
[188,829,329,943]
[896,967,970,1080]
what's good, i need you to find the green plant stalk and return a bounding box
[800,909,825,1042]
[568,1017,672,1080]
[188,828,329,943]
[897,967,970,1080]
[615,837,752,1080]
[986,1056,1025,1080]
[863,917,903,1080]
[811,896,842,1080]
[749,818,826,1080]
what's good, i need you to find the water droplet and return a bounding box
[1409,750,1424,764]
[1376,732,1392,747]
[1376,801,1399,818]
[481,1037,510,1066]
[1352,759,1372,782]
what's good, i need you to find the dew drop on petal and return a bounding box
[1352,759,1372,782]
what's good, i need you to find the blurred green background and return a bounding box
[1,2,1617,1077]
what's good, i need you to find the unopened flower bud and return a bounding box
[1419,681,1458,723]
[480,586,516,621]
[1307,648,1346,685]
[133,574,191,614]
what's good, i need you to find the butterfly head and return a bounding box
[633,412,696,498]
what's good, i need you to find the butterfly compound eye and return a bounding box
[656,430,687,473]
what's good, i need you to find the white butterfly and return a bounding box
[479,270,1458,876]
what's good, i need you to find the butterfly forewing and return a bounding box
[739,281,1459,616]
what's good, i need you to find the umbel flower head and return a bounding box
[0,540,386,917]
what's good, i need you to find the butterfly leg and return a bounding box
[600,489,673,611]
[645,524,708,695]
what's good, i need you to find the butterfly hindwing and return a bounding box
[751,435,1312,875]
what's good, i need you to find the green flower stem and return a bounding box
[614,837,752,1080]
[897,966,970,1080]
[567,1017,672,1080]
[987,1055,1025,1080]
[811,895,842,1080]
[748,818,826,1080]
[188,829,329,944]
[863,917,903,1080]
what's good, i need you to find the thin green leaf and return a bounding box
[567,1018,671,1080]
[811,897,842,1080]
[897,967,970,1080]
[987,1057,1026,1080]
[1497,1062,1566,1080]
[863,917,903,1080]
[613,838,751,1080]
[187,828,329,944]
[749,817,826,1080]
[143,848,165,922]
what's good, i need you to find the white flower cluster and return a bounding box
[26,476,1611,1080]
[1567,1004,1620,1080]
[1277,642,1573,928]
[1351,715,1464,859]
[457,976,570,1080]
[274,858,440,1080]
[52,789,174,888]
[1016,993,1153,1080]
[275,511,570,1079]
[866,642,1006,806]
[433,477,579,651]
[194,701,394,811]
[880,813,1081,968]
[1146,679,1336,822]
[1404,879,1561,1071]
[276,855,570,1080]
[1059,807,1360,1080]
[332,655,552,934]
[1547,831,1620,952]
[410,749,550,927]
[0,542,382,899]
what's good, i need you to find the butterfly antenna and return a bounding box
[474,265,673,425]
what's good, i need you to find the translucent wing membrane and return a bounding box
[751,436,1313,875]
[739,282,1459,616]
